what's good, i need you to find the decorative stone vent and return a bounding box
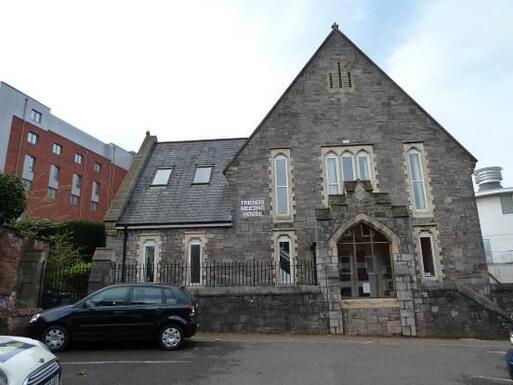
[328,62,353,90]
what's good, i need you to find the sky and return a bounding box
[1,0,512,185]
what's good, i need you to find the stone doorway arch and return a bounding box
[329,213,400,257]
[316,212,416,336]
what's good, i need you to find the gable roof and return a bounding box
[118,138,246,227]
[224,25,477,173]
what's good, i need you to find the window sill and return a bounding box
[341,297,399,309]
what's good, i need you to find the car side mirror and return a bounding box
[82,301,94,309]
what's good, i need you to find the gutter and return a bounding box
[116,221,233,230]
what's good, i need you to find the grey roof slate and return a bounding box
[119,138,247,225]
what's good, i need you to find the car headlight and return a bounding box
[29,313,41,323]
[0,368,8,385]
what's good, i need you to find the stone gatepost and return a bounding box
[88,247,116,293]
[0,226,49,335]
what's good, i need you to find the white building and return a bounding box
[474,167,513,282]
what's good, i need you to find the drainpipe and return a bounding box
[15,98,28,174]
[122,225,128,282]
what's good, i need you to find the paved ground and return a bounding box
[56,333,513,385]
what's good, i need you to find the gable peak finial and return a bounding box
[331,22,339,30]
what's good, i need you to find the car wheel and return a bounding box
[158,324,184,350]
[42,325,69,352]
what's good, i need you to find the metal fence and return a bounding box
[113,260,317,287]
[490,250,513,264]
[39,262,92,309]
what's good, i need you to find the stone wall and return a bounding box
[189,286,328,333]
[0,226,48,335]
[492,283,513,319]
[341,299,402,336]
[108,227,234,264]
[0,226,48,309]
[414,284,510,339]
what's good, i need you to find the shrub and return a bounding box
[0,174,26,225]
[12,219,105,262]
[61,221,105,261]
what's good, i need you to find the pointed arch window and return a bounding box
[356,151,371,181]
[338,223,394,298]
[341,152,355,182]
[274,154,290,216]
[325,153,340,195]
[407,149,427,210]
[188,239,203,286]
[141,240,157,282]
[277,235,294,285]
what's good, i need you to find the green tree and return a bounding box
[0,174,26,225]
[48,231,82,264]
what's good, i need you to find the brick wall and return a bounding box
[4,116,127,222]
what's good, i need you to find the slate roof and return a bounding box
[118,138,247,226]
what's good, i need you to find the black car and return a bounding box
[27,283,198,352]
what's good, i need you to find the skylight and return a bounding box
[151,168,172,185]
[193,166,212,184]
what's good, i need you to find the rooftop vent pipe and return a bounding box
[474,166,503,191]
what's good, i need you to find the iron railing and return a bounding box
[113,260,317,287]
[39,262,92,309]
[489,250,513,264]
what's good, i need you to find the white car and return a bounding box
[0,336,61,385]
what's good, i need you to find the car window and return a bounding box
[178,287,196,303]
[173,287,193,305]
[88,287,129,306]
[131,286,164,305]
[163,288,178,305]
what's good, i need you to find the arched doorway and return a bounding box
[338,223,394,298]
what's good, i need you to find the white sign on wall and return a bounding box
[240,199,265,217]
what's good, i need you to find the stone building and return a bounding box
[93,25,509,337]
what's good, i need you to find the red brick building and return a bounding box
[0,82,133,222]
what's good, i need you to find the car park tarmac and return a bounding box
[55,333,513,385]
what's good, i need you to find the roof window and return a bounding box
[151,168,172,186]
[193,166,212,184]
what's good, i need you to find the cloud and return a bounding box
[385,0,513,186]
[0,1,371,152]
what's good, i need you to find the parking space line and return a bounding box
[473,375,513,383]
[61,360,193,365]
[486,350,508,354]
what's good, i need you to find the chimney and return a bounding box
[474,166,503,191]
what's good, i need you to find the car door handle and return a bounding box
[113,310,124,314]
